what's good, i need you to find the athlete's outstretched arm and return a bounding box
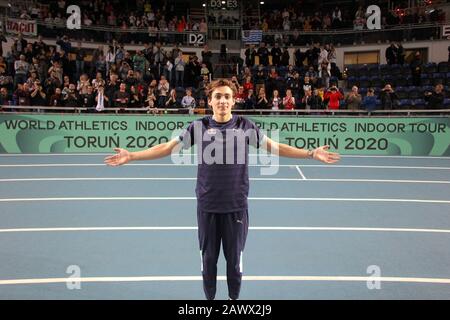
[104,138,180,166]
[262,137,340,164]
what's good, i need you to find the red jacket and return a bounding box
[324,90,343,109]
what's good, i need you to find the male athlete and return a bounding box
[104,79,340,300]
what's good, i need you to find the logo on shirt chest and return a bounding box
[206,128,217,135]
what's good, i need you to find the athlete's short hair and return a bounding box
[206,79,237,100]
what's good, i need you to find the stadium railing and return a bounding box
[2,106,450,117]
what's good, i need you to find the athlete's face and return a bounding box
[208,86,235,118]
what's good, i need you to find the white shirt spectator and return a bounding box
[181,95,196,108]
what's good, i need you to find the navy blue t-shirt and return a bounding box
[178,115,265,213]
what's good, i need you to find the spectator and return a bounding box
[283,89,296,110]
[0,87,11,106]
[181,88,196,113]
[145,87,158,114]
[77,74,90,95]
[379,84,398,110]
[257,43,269,66]
[49,88,63,107]
[242,76,254,96]
[271,43,282,67]
[14,55,29,88]
[174,51,186,87]
[362,88,378,112]
[410,51,423,86]
[80,85,96,111]
[235,86,246,109]
[15,83,31,107]
[385,43,398,65]
[30,80,47,107]
[157,76,170,107]
[281,47,290,67]
[64,83,79,108]
[244,88,256,110]
[256,87,269,109]
[345,86,362,110]
[114,83,130,108]
[165,89,178,108]
[319,59,331,89]
[95,85,109,111]
[424,84,445,109]
[310,89,324,110]
[324,85,343,109]
[270,89,282,113]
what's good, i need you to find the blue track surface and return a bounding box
[0,154,450,299]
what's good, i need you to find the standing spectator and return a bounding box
[281,47,290,67]
[157,76,170,107]
[424,84,445,109]
[270,89,282,113]
[73,42,86,80]
[362,88,378,112]
[319,59,331,89]
[271,43,282,67]
[201,45,213,75]
[165,89,178,108]
[181,88,196,114]
[14,55,29,88]
[256,87,269,109]
[283,89,296,110]
[64,83,79,108]
[310,89,324,110]
[410,51,423,86]
[114,83,130,109]
[30,80,47,107]
[332,7,342,28]
[244,44,257,67]
[257,43,269,67]
[244,88,256,110]
[77,74,90,95]
[242,76,254,96]
[0,32,7,57]
[49,87,63,107]
[80,85,96,111]
[385,43,398,65]
[397,42,405,65]
[174,51,186,87]
[379,84,398,110]
[324,85,343,109]
[95,85,109,111]
[345,86,362,110]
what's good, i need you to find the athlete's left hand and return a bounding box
[313,145,340,164]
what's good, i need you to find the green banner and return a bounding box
[0,114,449,156]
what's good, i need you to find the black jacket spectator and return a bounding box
[424,86,445,109]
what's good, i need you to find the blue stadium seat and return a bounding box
[438,62,449,73]
[393,75,407,87]
[390,64,401,75]
[406,86,420,99]
[369,76,382,88]
[379,64,390,76]
[347,76,358,88]
[432,73,445,86]
[443,98,450,108]
[359,76,370,88]
[412,99,426,109]
[398,99,412,109]
[424,63,437,74]
[367,64,379,77]
[420,74,432,86]
[382,75,394,86]
[395,87,408,99]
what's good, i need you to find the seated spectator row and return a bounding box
[346,73,450,88]
[346,62,449,78]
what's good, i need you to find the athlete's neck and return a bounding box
[212,113,232,123]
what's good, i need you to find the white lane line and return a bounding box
[0,226,450,234]
[1,164,450,170]
[295,166,307,180]
[1,275,450,285]
[1,153,450,159]
[1,177,450,184]
[0,197,449,204]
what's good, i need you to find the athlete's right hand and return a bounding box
[104,148,132,166]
